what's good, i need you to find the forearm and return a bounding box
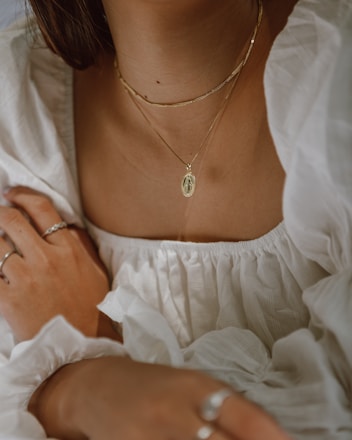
[28,356,131,440]
[28,357,126,439]
[0,316,126,439]
[28,359,96,440]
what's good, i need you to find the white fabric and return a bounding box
[0,0,25,30]
[0,0,351,438]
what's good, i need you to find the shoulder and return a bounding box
[0,16,70,96]
[264,0,352,271]
[0,18,81,226]
[0,16,75,194]
[0,17,31,77]
[264,0,352,171]
[0,16,72,143]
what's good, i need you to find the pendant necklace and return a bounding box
[116,0,263,197]
[129,73,239,197]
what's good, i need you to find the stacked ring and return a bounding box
[200,388,233,422]
[193,388,233,440]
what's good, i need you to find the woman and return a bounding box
[0,0,351,438]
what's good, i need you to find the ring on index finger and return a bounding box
[199,388,233,422]
[41,221,68,239]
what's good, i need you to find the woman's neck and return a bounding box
[102,0,258,104]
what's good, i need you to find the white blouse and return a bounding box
[0,0,351,438]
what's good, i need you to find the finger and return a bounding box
[217,394,290,440]
[192,422,239,440]
[191,386,241,440]
[3,187,71,244]
[0,205,45,254]
[172,404,238,440]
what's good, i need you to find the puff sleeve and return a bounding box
[246,0,352,436]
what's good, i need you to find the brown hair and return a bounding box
[26,0,114,69]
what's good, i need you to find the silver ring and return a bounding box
[0,248,19,278]
[200,388,233,422]
[41,221,68,238]
[194,425,215,440]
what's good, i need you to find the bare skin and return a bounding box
[75,0,296,242]
[29,356,291,440]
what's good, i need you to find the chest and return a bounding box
[74,68,285,242]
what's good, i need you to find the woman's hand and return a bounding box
[30,356,291,440]
[0,186,113,341]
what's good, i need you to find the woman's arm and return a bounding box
[28,355,291,440]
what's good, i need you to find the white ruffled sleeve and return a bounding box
[247,0,352,436]
[0,20,126,439]
[0,317,126,439]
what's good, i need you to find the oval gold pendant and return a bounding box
[181,172,196,197]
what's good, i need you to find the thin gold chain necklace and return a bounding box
[122,0,263,197]
[129,71,239,197]
[115,0,263,109]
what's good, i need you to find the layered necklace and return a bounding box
[115,0,263,197]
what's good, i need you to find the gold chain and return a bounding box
[128,60,237,197]
[115,0,263,108]
[124,0,263,197]
[129,67,238,170]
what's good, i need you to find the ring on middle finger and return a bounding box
[199,388,233,422]
[41,221,68,239]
